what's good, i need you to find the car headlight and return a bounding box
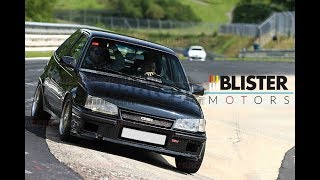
[85,95,118,115]
[173,119,206,132]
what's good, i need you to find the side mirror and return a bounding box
[191,84,204,96]
[61,56,76,68]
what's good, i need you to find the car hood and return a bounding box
[78,71,203,119]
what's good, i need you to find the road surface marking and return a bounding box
[293,155,295,164]
[25,170,32,174]
[25,152,29,155]
[35,165,42,170]
[25,98,34,103]
[25,82,38,87]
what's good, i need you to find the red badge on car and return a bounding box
[92,42,99,46]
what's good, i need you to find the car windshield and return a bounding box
[190,48,204,51]
[81,37,189,91]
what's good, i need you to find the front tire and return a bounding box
[59,98,73,141]
[31,84,51,125]
[175,143,206,173]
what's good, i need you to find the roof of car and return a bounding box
[189,46,204,49]
[81,28,176,55]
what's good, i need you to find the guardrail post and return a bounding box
[290,13,294,37]
[84,10,87,25]
[111,16,114,29]
[136,18,139,29]
[69,11,72,22]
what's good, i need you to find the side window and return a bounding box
[66,34,89,62]
[167,55,189,90]
[55,30,81,59]
[159,55,171,80]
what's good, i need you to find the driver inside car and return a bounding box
[142,52,159,77]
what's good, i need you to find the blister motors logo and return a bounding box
[204,75,294,106]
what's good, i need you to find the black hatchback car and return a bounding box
[31,29,206,173]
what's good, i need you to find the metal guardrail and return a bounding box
[219,12,295,38]
[25,34,70,47]
[25,21,104,35]
[25,21,293,59]
[25,22,222,57]
[25,21,105,51]
[54,12,220,35]
[238,49,295,58]
[219,24,259,36]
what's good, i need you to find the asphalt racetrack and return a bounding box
[25,59,295,179]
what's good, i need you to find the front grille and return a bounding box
[121,110,173,128]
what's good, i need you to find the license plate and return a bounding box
[121,127,166,145]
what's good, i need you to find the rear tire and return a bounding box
[175,143,206,173]
[31,84,51,125]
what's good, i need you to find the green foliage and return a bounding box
[271,0,295,11]
[117,0,143,18]
[232,3,278,23]
[212,31,218,37]
[54,0,239,23]
[232,0,294,23]
[112,28,255,57]
[55,0,106,10]
[26,0,57,22]
[111,0,200,21]
[176,0,241,23]
[145,4,165,20]
[156,0,200,21]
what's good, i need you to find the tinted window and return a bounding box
[166,54,189,90]
[80,37,189,91]
[55,30,81,59]
[66,34,89,62]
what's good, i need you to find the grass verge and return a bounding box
[108,28,254,57]
[25,51,54,58]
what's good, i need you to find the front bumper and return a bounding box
[70,105,206,160]
[188,56,206,61]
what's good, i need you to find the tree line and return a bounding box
[26,0,200,22]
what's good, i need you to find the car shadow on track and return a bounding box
[25,116,49,138]
[32,117,188,175]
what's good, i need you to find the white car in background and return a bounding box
[187,46,206,61]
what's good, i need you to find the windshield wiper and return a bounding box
[162,83,182,91]
[134,75,184,92]
[99,67,184,91]
[100,67,135,80]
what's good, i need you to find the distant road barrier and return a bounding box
[25,21,105,51]
[25,22,221,57]
[27,21,290,59]
[25,21,103,34]
[238,49,295,59]
[26,34,69,46]
[25,34,67,51]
